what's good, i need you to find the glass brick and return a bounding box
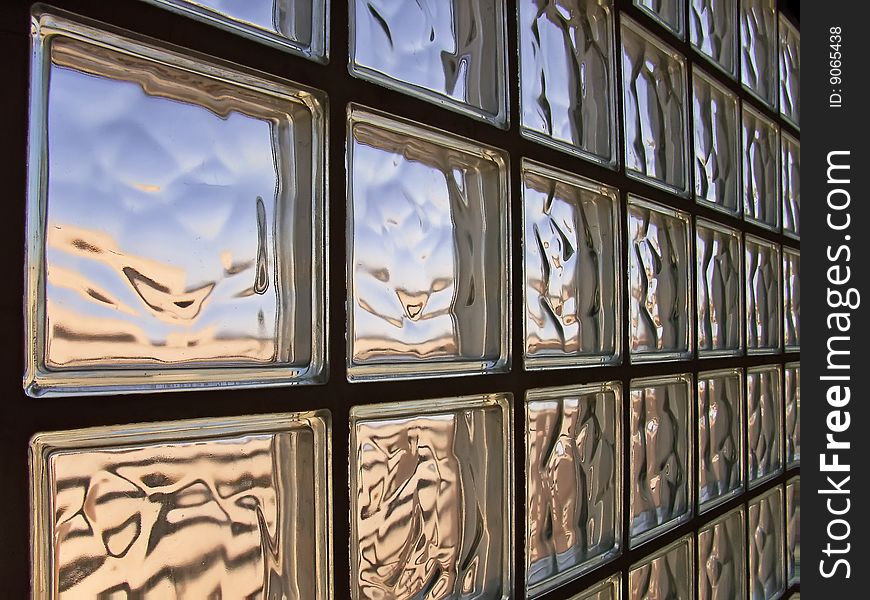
[523,161,621,369]
[140,0,328,60]
[518,0,617,165]
[748,486,786,600]
[698,369,744,511]
[690,0,738,77]
[693,67,740,214]
[629,535,693,599]
[696,220,743,356]
[526,383,622,597]
[740,0,778,108]
[747,365,784,486]
[785,362,800,466]
[698,507,746,600]
[350,0,508,126]
[627,196,692,362]
[745,235,781,353]
[629,374,692,547]
[569,573,621,600]
[25,10,327,396]
[634,0,684,38]
[783,248,800,351]
[30,412,331,598]
[621,18,690,195]
[742,105,781,230]
[349,394,512,600]
[782,132,800,238]
[779,14,800,127]
[786,476,801,585]
[346,106,510,381]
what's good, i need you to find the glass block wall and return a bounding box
[18,0,799,598]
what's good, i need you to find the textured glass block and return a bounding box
[740,0,777,108]
[745,236,781,353]
[347,106,510,381]
[782,132,800,239]
[779,15,800,127]
[526,383,621,596]
[627,197,692,362]
[634,0,684,38]
[30,412,331,599]
[783,248,800,351]
[786,476,800,585]
[569,573,620,600]
[629,536,693,599]
[141,0,327,60]
[693,68,740,214]
[25,10,326,396]
[698,369,744,511]
[690,0,738,77]
[785,362,800,466]
[748,486,785,600]
[523,162,621,369]
[621,18,689,195]
[747,365,783,486]
[698,507,746,600]
[696,220,742,356]
[518,0,617,165]
[350,395,512,600]
[350,0,507,126]
[742,105,780,230]
[629,375,692,547]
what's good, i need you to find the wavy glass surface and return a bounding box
[693,68,740,214]
[526,383,621,596]
[350,0,507,125]
[634,0,684,37]
[621,19,689,194]
[347,107,510,380]
[779,15,800,127]
[698,507,746,600]
[629,375,692,547]
[141,0,327,60]
[742,106,780,230]
[698,369,744,511]
[523,162,620,369]
[350,395,512,600]
[783,248,800,350]
[569,574,620,600]
[740,0,778,108]
[30,413,331,599]
[786,476,800,585]
[25,11,326,396]
[748,487,785,600]
[745,236,781,353]
[627,197,692,362]
[690,0,737,76]
[747,365,783,486]
[785,362,800,466]
[628,536,693,600]
[518,0,617,165]
[696,220,742,356]
[782,132,800,238]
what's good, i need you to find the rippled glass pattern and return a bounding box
[690,0,738,76]
[629,536,693,599]
[740,0,778,108]
[781,132,800,238]
[698,369,744,511]
[141,0,327,60]
[621,19,689,194]
[786,476,800,585]
[785,362,800,466]
[783,248,800,350]
[629,375,692,547]
[634,0,684,37]
[696,220,742,356]
[742,105,780,230]
[779,14,800,127]
[745,235,781,353]
[350,395,512,600]
[347,106,509,381]
[747,365,783,486]
[526,383,621,596]
[25,11,326,396]
[523,162,620,369]
[518,0,617,165]
[628,197,692,362]
[748,486,785,600]
[693,68,740,214]
[30,412,331,599]
[350,0,507,125]
[569,573,620,600]
[698,507,746,600]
